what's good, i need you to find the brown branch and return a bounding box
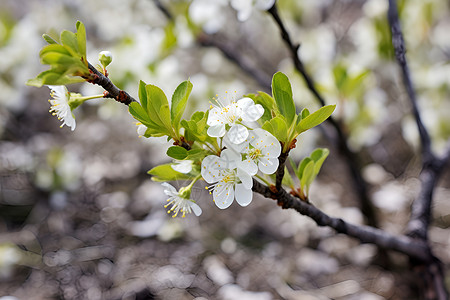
[87,63,137,105]
[267,3,379,228]
[252,179,433,262]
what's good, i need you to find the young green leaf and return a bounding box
[145,84,172,130]
[311,148,329,176]
[60,30,79,57]
[262,116,288,143]
[42,34,58,44]
[75,20,87,59]
[296,104,336,133]
[272,72,296,125]
[138,80,148,110]
[300,160,314,192]
[167,146,188,160]
[148,164,191,182]
[171,80,193,128]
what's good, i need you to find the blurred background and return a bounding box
[0,0,449,299]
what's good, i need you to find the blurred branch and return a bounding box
[87,63,137,105]
[388,1,448,298]
[266,3,379,228]
[252,179,433,262]
[387,0,432,163]
[197,33,272,91]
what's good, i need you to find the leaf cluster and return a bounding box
[248,72,336,153]
[27,21,90,87]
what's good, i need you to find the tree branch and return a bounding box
[388,2,449,298]
[197,33,272,91]
[267,3,379,228]
[252,179,432,262]
[87,63,137,105]
[387,0,433,163]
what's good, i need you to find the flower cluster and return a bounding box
[201,97,281,209]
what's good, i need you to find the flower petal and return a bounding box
[227,124,249,144]
[161,182,177,196]
[238,98,264,122]
[213,184,234,209]
[258,157,279,174]
[190,202,203,216]
[171,160,193,174]
[201,155,221,183]
[207,124,226,137]
[237,167,253,189]
[235,183,253,207]
[207,107,224,126]
[238,159,258,176]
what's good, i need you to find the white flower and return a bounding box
[201,149,253,209]
[171,160,193,174]
[239,128,281,175]
[47,85,76,131]
[207,97,264,144]
[230,0,275,22]
[162,182,202,218]
[136,123,147,137]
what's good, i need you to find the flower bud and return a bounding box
[98,51,112,68]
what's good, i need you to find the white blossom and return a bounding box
[201,149,253,209]
[47,85,76,131]
[162,182,202,218]
[171,160,193,174]
[239,128,281,175]
[207,97,264,144]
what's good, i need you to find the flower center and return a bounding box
[247,148,262,160]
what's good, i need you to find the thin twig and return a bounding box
[387,0,433,163]
[197,33,272,91]
[87,63,137,105]
[267,3,379,228]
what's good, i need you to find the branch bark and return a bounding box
[87,63,137,105]
[252,179,432,262]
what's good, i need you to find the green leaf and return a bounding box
[40,44,72,56]
[311,148,329,176]
[146,84,172,129]
[171,80,193,128]
[41,52,78,66]
[301,108,310,119]
[42,34,57,44]
[272,72,296,125]
[26,70,85,87]
[167,146,188,160]
[186,149,206,160]
[75,20,86,59]
[138,80,148,110]
[60,30,79,56]
[300,160,314,192]
[297,157,311,180]
[297,105,336,133]
[148,164,191,182]
[262,116,288,143]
